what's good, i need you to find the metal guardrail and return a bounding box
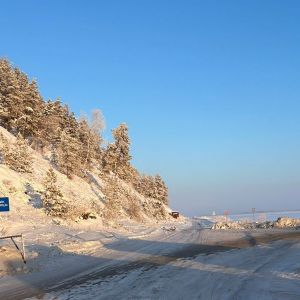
[0,234,26,263]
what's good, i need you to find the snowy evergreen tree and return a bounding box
[14,73,44,140]
[133,174,169,205]
[102,123,131,179]
[41,168,68,217]
[0,58,170,214]
[0,59,44,138]
[50,144,59,168]
[0,132,10,164]
[102,175,121,220]
[0,58,22,130]
[78,112,103,172]
[154,175,169,205]
[56,130,82,178]
[0,133,33,173]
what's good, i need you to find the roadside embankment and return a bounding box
[212,217,300,230]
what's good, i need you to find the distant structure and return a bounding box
[170,211,180,219]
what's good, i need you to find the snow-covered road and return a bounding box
[1,221,300,299]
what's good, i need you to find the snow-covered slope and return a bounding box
[0,126,173,227]
[1,220,300,300]
[0,126,181,277]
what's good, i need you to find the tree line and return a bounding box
[0,58,168,206]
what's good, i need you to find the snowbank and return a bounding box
[212,217,300,230]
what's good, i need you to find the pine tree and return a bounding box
[76,109,104,172]
[102,175,121,220]
[50,144,59,168]
[1,133,33,173]
[102,142,118,174]
[38,100,65,147]
[132,173,169,205]
[78,119,100,171]
[0,59,44,137]
[56,130,82,178]
[14,72,44,140]
[0,58,23,130]
[0,58,170,215]
[0,132,10,164]
[154,175,169,205]
[102,123,131,179]
[41,168,68,217]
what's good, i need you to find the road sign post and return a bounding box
[0,197,26,263]
[0,197,9,212]
[224,210,229,222]
[252,207,256,222]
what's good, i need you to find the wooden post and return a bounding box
[252,207,256,222]
[21,234,26,263]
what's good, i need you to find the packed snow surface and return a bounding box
[0,220,300,300]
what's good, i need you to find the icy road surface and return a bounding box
[1,221,300,300]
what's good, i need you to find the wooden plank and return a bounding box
[0,234,22,240]
[21,234,26,263]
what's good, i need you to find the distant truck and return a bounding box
[170,211,180,219]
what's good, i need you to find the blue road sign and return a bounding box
[0,197,9,212]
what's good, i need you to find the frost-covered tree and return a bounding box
[102,123,131,179]
[0,58,170,215]
[102,175,121,220]
[91,109,105,136]
[0,133,33,173]
[78,119,94,171]
[0,58,22,130]
[41,168,68,217]
[13,74,44,140]
[78,110,104,171]
[133,174,169,205]
[0,59,44,139]
[102,142,118,174]
[56,130,82,178]
[0,132,10,164]
[38,100,64,147]
[50,144,59,168]
[154,175,169,205]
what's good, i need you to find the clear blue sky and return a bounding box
[1,1,300,215]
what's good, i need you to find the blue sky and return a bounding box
[1,1,300,215]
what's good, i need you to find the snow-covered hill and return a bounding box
[0,125,182,277]
[0,125,174,225]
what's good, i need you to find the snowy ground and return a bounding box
[0,219,300,300]
[199,210,300,223]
